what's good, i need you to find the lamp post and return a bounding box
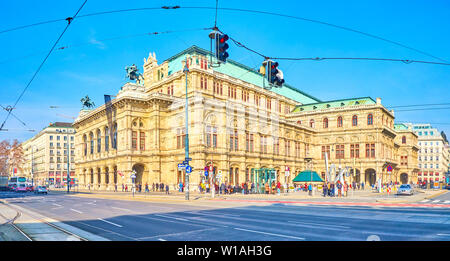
[31,145,37,187]
[304,157,313,196]
[183,59,190,201]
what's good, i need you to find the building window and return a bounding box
[310,119,315,128]
[113,123,117,149]
[273,137,279,155]
[322,145,330,159]
[402,136,406,144]
[104,127,109,151]
[350,144,359,158]
[352,115,358,126]
[366,143,375,158]
[295,141,301,157]
[337,116,343,127]
[254,94,260,106]
[132,131,137,150]
[230,130,238,151]
[323,118,328,128]
[285,139,290,156]
[89,132,94,154]
[267,98,271,110]
[336,144,344,159]
[167,84,174,96]
[177,128,186,149]
[367,114,373,125]
[139,132,145,150]
[97,129,101,153]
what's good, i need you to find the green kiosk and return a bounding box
[250,168,277,194]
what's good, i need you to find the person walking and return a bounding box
[114,183,117,192]
[121,183,124,192]
[145,183,149,193]
[323,182,328,197]
[165,184,169,194]
[125,184,128,192]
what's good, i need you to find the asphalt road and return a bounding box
[1,191,449,241]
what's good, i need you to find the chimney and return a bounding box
[376,97,381,105]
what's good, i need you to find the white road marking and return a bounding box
[158,238,166,241]
[432,200,440,203]
[97,218,123,228]
[154,214,188,221]
[288,220,350,229]
[437,234,450,237]
[420,199,430,203]
[444,201,450,204]
[234,227,305,240]
[111,207,132,212]
[70,208,83,214]
[52,203,62,207]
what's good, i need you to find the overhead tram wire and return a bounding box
[0,27,212,65]
[0,0,88,131]
[1,6,447,63]
[386,102,450,109]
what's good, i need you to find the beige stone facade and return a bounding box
[21,122,75,186]
[73,46,419,191]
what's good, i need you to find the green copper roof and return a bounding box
[394,123,409,130]
[292,97,376,113]
[165,46,321,104]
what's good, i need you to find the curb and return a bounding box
[424,190,449,199]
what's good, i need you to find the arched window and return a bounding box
[323,118,328,128]
[96,129,101,153]
[310,119,315,128]
[83,134,87,156]
[367,114,373,125]
[352,115,358,126]
[104,126,109,151]
[113,123,117,149]
[89,132,94,154]
[402,136,406,144]
[337,116,343,127]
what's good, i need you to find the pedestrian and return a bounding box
[155,182,159,191]
[145,183,149,193]
[344,182,348,197]
[125,184,128,192]
[165,184,169,194]
[323,183,328,197]
[114,183,117,192]
[160,183,164,192]
[122,183,124,192]
[362,182,365,190]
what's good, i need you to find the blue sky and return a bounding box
[0,0,449,142]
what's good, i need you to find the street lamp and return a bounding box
[31,145,37,187]
[183,59,190,201]
[304,157,313,196]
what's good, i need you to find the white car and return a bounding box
[397,184,414,196]
[34,186,48,194]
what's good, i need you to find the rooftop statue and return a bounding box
[125,64,144,85]
[81,95,95,109]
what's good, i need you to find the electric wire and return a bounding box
[0,27,212,65]
[0,0,88,131]
[0,5,446,63]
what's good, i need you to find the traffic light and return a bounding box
[215,33,229,63]
[267,60,285,87]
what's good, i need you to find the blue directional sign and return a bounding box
[178,163,186,169]
[185,165,192,173]
[204,170,208,177]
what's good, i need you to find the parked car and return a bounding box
[15,184,28,193]
[34,186,48,194]
[26,185,34,192]
[397,184,414,196]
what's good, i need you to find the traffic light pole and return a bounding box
[184,61,190,201]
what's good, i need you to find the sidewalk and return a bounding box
[50,187,448,204]
[0,200,108,241]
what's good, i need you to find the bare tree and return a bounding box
[0,139,24,176]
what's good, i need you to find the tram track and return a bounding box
[1,200,88,241]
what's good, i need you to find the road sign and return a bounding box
[185,157,192,161]
[186,165,192,173]
[178,164,186,171]
[204,170,208,177]
[130,173,136,179]
[387,165,393,172]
